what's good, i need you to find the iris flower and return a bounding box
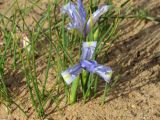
[61,41,112,85]
[61,0,110,37]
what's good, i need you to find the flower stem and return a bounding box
[69,77,79,104]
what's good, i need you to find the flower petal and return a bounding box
[95,65,112,82]
[61,2,85,34]
[80,60,98,73]
[86,5,110,33]
[61,64,82,85]
[81,41,97,60]
[80,60,112,82]
[77,0,86,24]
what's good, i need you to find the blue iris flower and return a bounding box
[61,41,112,85]
[61,0,110,37]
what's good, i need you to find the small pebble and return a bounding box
[131,104,136,108]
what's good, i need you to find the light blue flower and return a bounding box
[61,0,110,37]
[61,41,112,85]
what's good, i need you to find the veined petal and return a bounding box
[81,41,97,60]
[80,60,98,73]
[77,0,86,24]
[80,60,112,82]
[61,64,82,85]
[95,65,112,82]
[61,2,76,16]
[61,2,85,35]
[86,5,110,33]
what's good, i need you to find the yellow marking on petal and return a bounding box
[106,72,112,77]
[87,42,92,46]
[63,73,72,81]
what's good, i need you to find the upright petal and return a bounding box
[61,64,82,85]
[77,0,86,24]
[61,2,85,35]
[81,41,97,60]
[86,5,110,33]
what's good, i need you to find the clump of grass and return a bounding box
[0,48,11,109]
[0,28,27,117]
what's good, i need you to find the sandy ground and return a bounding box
[0,0,160,120]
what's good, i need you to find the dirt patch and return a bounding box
[0,0,160,120]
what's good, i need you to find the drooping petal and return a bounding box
[86,5,110,33]
[95,65,112,82]
[61,2,85,35]
[77,0,86,24]
[81,41,97,60]
[80,60,98,73]
[61,64,82,85]
[80,60,112,82]
[61,40,113,85]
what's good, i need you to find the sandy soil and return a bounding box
[0,0,160,120]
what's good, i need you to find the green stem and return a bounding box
[93,76,99,97]
[81,70,88,94]
[69,77,79,104]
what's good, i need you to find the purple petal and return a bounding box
[61,64,82,85]
[80,60,98,73]
[86,5,110,33]
[80,60,112,82]
[77,0,86,24]
[95,65,112,82]
[61,2,85,35]
[81,41,97,60]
